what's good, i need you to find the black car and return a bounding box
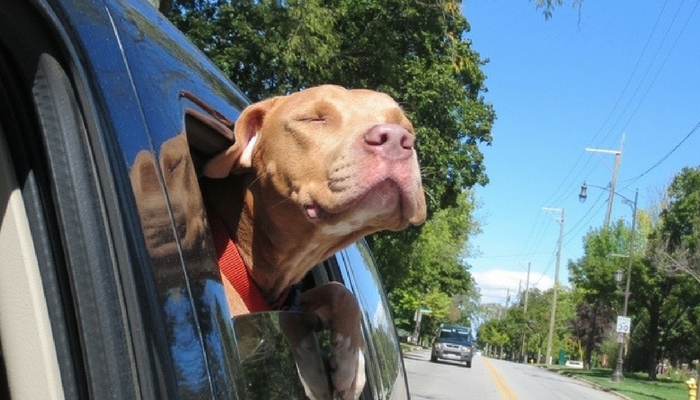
[0,0,410,399]
[430,324,474,368]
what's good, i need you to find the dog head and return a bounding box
[203,85,426,292]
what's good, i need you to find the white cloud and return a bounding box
[473,269,555,305]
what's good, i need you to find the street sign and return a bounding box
[616,316,631,334]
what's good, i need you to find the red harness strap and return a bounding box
[208,213,271,312]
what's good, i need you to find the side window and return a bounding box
[337,241,405,399]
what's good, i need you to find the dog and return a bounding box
[189,85,425,399]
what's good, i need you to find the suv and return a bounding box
[0,0,410,399]
[430,324,474,368]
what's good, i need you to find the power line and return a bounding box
[599,0,687,150]
[615,0,700,142]
[621,118,700,185]
[564,191,609,249]
[531,1,698,264]
[466,251,553,260]
[535,0,673,212]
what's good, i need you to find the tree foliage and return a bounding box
[564,169,700,377]
[636,166,700,378]
[652,167,700,284]
[532,0,585,20]
[476,287,575,362]
[386,191,480,336]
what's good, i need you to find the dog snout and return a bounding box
[363,124,414,160]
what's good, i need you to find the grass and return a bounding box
[400,343,425,353]
[550,366,691,400]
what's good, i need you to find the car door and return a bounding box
[0,0,244,398]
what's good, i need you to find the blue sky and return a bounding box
[460,0,700,304]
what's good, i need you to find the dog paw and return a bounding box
[330,333,366,400]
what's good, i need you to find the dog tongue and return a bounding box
[305,204,322,219]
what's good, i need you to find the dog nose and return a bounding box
[363,124,414,160]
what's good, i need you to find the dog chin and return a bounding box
[358,180,425,229]
[312,181,417,235]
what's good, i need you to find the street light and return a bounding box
[614,269,623,284]
[579,182,638,382]
[578,183,588,202]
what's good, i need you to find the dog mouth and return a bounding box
[303,179,407,224]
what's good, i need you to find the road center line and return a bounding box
[483,358,519,400]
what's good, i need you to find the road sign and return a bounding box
[616,316,631,334]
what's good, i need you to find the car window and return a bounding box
[438,328,472,344]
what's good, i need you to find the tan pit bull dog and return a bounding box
[200,84,426,400]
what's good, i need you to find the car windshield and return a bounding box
[438,328,472,343]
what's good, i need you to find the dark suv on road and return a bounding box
[430,324,474,368]
[0,0,410,399]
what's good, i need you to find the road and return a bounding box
[403,349,622,400]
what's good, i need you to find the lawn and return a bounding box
[554,367,691,400]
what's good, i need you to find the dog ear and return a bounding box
[203,98,277,178]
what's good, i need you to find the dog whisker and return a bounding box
[270,196,295,210]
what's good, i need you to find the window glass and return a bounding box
[338,241,402,398]
[438,327,473,344]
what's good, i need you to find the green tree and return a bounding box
[568,220,635,368]
[570,173,700,378]
[477,319,510,358]
[387,191,480,336]
[653,167,700,283]
[642,166,700,380]
[476,286,574,363]
[518,287,575,364]
[523,289,552,362]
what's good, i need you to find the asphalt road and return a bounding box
[403,349,623,400]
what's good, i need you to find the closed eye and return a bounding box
[297,115,327,124]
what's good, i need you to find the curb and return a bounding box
[539,366,634,400]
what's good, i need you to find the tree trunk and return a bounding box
[646,301,661,380]
[584,301,599,369]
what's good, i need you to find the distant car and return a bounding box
[565,360,584,369]
[0,0,410,398]
[430,324,475,368]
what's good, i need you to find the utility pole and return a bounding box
[612,189,638,382]
[506,288,510,307]
[542,207,564,365]
[586,136,624,229]
[520,261,531,363]
[524,262,531,313]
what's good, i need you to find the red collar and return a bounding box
[207,209,292,312]
[208,212,271,312]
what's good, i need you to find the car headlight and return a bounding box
[460,346,471,353]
